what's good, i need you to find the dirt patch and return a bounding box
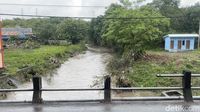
[142,53,173,64]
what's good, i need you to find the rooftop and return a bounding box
[164,34,199,38]
[2,28,33,36]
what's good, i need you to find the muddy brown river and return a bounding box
[5,50,111,101]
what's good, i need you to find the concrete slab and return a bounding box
[0,101,200,112]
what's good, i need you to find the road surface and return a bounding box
[0,101,200,112]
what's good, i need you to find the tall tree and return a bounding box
[149,0,183,32]
[89,16,104,46]
[102,5,170,59]
[56,19,89,44]
[182,3,200,33]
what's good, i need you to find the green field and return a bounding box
[130,50,200,86]
[109,50,200,88]
[4,44,85,80]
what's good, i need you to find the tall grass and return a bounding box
[108,49,200,87]
[4,44,85,78]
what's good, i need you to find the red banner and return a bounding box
[0,18,4,68]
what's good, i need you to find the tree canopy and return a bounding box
[2,18,89,44]
[89,3,170,60]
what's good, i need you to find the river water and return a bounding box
[5,50,111,101]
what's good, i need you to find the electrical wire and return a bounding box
[0,3,108,8]
[0,13,199,20]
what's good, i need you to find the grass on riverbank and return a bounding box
[4,44,85,81]
[109,49,200,88]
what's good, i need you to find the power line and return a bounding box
[0,13,199,20]
[0,13,95,19]
[0,3,108,8]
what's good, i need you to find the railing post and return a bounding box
[32,76,43,104]
[104,76,111,103]
[182,70,193,102]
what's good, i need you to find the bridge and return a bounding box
[0,70,200,112]
[0,101,200,112]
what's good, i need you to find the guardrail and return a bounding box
[0,70,199,103]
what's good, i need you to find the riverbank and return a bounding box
[0,44,86,91]
[108,50,200,96]
[4,48,111,101]
[86,44,113,53]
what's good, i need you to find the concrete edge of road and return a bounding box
[0,100,200,106]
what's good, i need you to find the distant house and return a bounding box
[2,28,33,40]
[163,34,199,52]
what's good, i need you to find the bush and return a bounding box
[21,38,40,49]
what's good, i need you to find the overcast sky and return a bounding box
[0,0,199,19]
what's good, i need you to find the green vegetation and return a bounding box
[2,15,89,82]
[89,2,170,60]
[2,0,200,89]
[108,50,200,87]
[130,50,200,87]
[89,0,200,57]
[3,18,89,44]
[1,12,89,90]
[88,0,200,87]
[148,0,200,33]
[56,19,89,44]
[4,44,85,81]
[103,5,169,60]
[0,17,89,93]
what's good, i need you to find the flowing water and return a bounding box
[5,50,111,101]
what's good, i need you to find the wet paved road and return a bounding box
[0,101,200,112]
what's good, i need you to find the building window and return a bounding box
[182,40,185,45]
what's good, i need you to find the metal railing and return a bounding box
[0,70,200,103]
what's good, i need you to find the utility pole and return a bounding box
[199,20,200,49]
[21,8,24,19]
[35,8,38,16]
